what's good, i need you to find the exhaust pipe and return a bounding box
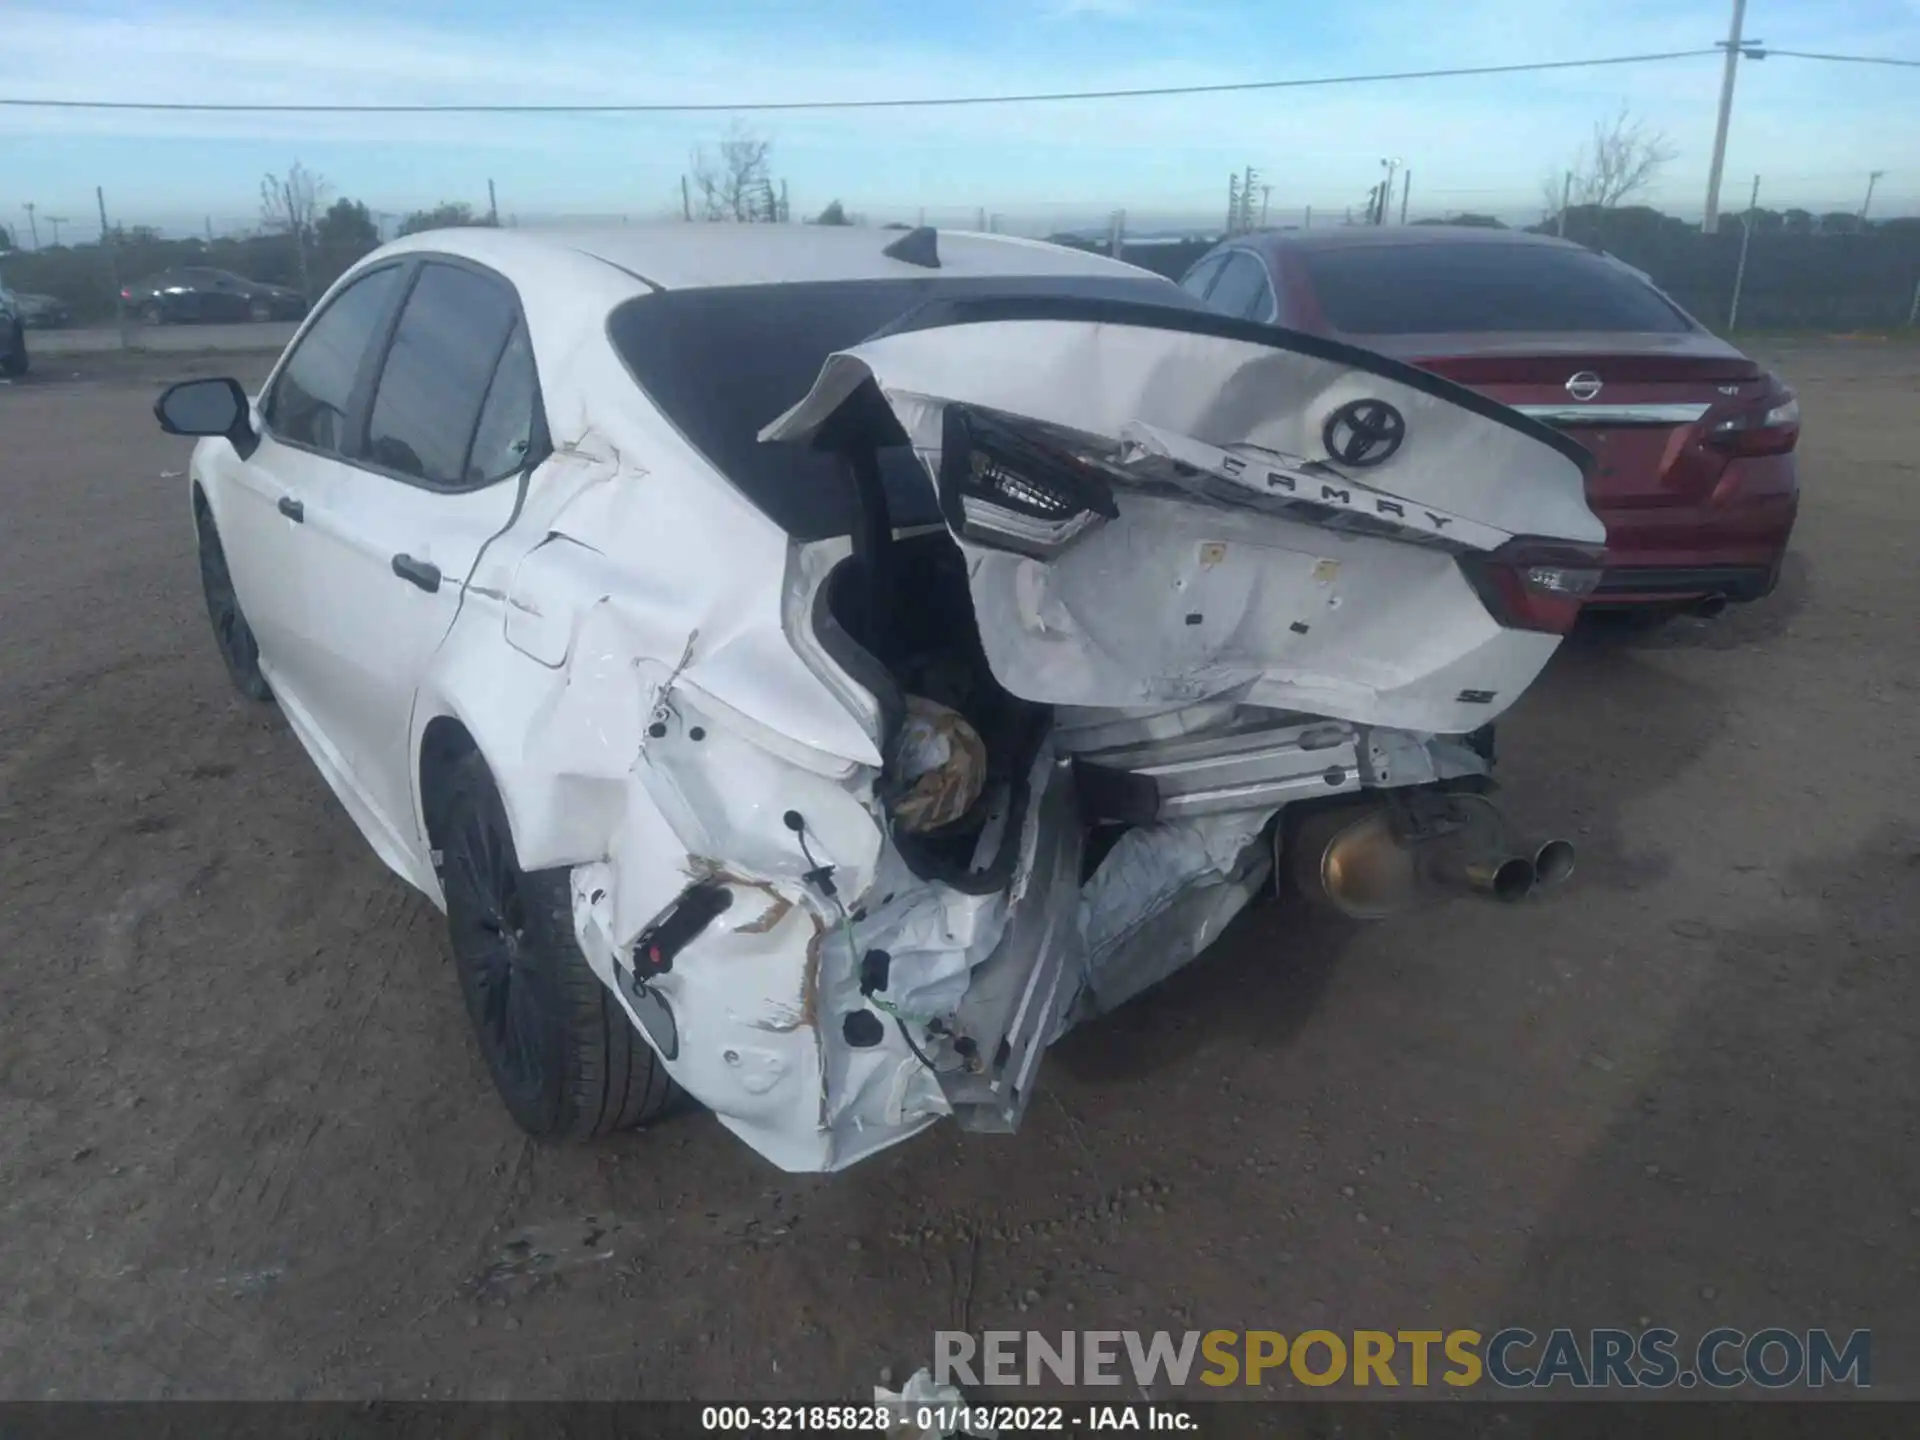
[1288,794,1572,920]
[1687,592,1729,619]
[1531,838,1577,888]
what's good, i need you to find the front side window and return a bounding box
[262,264,403,455]
[365,263,520,486]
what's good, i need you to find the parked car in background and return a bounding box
[152,225,1588,1174]
[123,267,308,324]
[0,282,29,377]
[1179,227,1801,619]
[6,289,72,328]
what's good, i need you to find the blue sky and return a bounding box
[4,0,1917,240]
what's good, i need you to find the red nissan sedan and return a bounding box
[1177,227,1801,618]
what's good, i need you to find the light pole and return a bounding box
[1861,170,1886,222]
[45,215,70,247]
[21,202,38,250]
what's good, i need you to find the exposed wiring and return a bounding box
[0,50,1724,114]
[793,815,947,1071]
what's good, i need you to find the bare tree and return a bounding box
[690,127,777,222]
[1545,108,1678,219]
[260,162,329,295]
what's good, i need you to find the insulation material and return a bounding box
[888,695,988,834]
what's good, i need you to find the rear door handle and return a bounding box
[391,554,441,593]
[277,496,304,522]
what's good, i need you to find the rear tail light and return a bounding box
[1458,537,1607,634]
[937,405,1118,558]
[120,288,132,300]
[1705,379,1800,457]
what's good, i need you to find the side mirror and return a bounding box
[154,377,257,456]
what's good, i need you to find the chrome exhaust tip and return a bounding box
[1531,838,1577,888]
[1465,855,1536,904]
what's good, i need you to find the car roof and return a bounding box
[374,223,1162,293]
[1234,224,1591,257]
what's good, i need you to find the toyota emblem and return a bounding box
[1322,399,1406,468]
[1565,371,1603,401]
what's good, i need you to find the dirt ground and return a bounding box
[1,341,1916,1403]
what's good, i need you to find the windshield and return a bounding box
[1299,241,1693,335]
[607,274,1198,541]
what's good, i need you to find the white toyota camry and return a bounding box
[156,223,1599,1173]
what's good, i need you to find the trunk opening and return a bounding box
[817,525,1049,895]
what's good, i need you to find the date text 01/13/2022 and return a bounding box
[699,1403,1198,1432]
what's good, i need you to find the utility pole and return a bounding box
[1860,170,1886,221]
[488,178,499,225]
[1728,174,1760,331]
[45,215,69,247]
[98,186,129,350]
[1377,158,1401,225]
[1703,0,1748,235]
[1399,170,1412,224]
[1226,173,1242,236]
[681,175,692,222]
[1260,185,1272,226]
[976,206,986,231]
[204,215,213,243]
[1303,204,1312,229]
[1557,171,1572,237]
[21,202,38,250]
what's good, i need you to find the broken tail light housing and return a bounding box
[937,405,1119,559]
[1458,537,1607,634]
[1705,379,1801,457]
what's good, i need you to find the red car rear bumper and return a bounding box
[1586,454,1799,608]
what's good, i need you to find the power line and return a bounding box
[1759,48,1920,68]
[0,49,1722,114]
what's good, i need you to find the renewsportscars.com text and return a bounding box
[934,1327,1871,1390]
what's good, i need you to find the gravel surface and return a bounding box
[2,341,1915,1401]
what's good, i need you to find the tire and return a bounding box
[435,750,677,1138]
[0,323,25,378]
[141,301,166,325]
[195,505,273,702]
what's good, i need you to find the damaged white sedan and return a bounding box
[155,224,1599,1173]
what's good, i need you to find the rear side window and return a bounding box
[1299,242,1691,334]
[366,263,520,486]
[263,264,403,454]
[465,322,538,484]
[1204,251,1275,322]
[1179,253,1228,300]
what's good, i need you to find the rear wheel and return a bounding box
[140,301,165,326]
[195,505,272,702]
[435,752,677,1138]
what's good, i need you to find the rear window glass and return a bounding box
[607,274,1197,540]
[1299,242,1691,335]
